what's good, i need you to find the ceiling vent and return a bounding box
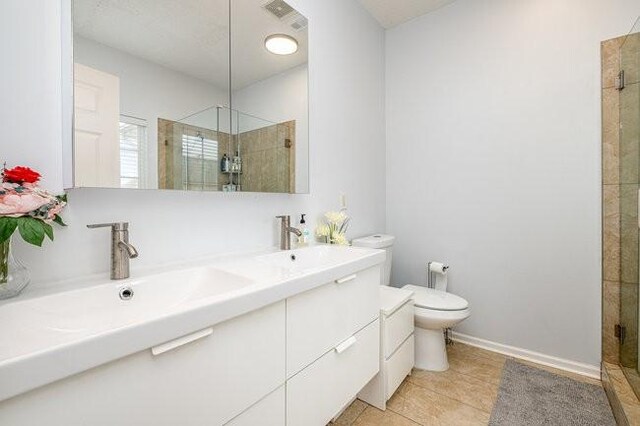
[263,0,295,20]
[290,16,308,31]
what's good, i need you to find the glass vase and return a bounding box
[0,238,30,299]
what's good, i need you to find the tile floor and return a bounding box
[332,343,603,426]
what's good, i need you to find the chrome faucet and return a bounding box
[87,222,139,280]
[276,215,302,250]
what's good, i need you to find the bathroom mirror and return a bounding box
[70,0,309,193]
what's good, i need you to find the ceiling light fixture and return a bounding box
[264,34,298,55]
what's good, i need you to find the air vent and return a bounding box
[290,16,308,31]
[263,0,295,19]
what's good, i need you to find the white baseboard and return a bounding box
[451,331,601,379]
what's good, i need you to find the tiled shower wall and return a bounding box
[158,119,230,191]
[237,121,295,193]
[602,35,624,365]
[158,118,296,193]
[602,33,640,366]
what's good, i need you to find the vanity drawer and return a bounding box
[383,300,414,359]
[385,334,414,400]
[286,265,380,376]
[226,385,285,426]
[0,302,286,426]
[287,319,380,426]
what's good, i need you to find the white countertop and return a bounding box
[0,245,385,402]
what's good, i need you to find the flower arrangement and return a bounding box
[0,165,67,246]
[315,211,350,245]
[0,165,67,298]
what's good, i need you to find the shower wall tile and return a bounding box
[157,119,170,189]
[621,33,640,86]
[620,83,640,185]
[602,37,624,89]
[604,184,621,282]
[236,121,294,193]
[620,184,639,284]
[603,88,620,185]
[601,36,625,368]
[604,280,621,364]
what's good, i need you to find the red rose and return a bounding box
[3,166,41,184]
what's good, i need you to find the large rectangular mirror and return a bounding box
[70,0,308,193]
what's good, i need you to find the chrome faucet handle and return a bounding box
[87,222,137,280]
[87,222,129,231]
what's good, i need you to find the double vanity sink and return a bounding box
[0,245,385,425]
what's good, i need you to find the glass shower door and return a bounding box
[619,20,640,394]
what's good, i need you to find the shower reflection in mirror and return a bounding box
[69,0,308,194]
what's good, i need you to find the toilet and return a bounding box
[352,234,470,372]
[402,284,470,371]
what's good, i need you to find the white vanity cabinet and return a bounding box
[226,386,286,426]
[0,301,287,426]
[286,266,381,425]
[286,266,380,377]
[0,264,382,426]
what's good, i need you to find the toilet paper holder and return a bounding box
[427,261,449,290]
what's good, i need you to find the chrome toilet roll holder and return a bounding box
[427,261,449,289]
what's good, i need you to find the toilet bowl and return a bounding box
[403,285,470,371]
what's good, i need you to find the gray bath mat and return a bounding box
[489,359,615,426]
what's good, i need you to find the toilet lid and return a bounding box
[403,285,469,311]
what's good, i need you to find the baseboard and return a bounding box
[451,331,601,379]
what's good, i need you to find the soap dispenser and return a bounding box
[299,214,310,247]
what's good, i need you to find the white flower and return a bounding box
[324,211,347,225]
[315,223,330,237]
[332,232,349,245]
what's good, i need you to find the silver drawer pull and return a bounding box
[334,336,357,354]
[335,274,357,284]
[151,328,213,356]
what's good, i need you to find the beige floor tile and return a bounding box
[335,344,606,425]
[408,367,499,412]
[447,350,505,385]
[332,399,368,425]
[387,380,490,426]
[448,343,507,364]
[352,406,420,426]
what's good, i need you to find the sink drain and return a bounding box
[290,254,296,261]
[119,286,134,300]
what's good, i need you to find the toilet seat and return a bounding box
[403,285,468,311]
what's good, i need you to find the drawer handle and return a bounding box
[151,328,213,356]
[334,336,357,354]
[335,274,357,284]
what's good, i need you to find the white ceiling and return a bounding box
[358,0,458,29]
[73,0,308,91]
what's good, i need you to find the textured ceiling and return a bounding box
[358,0,458,29]
[73,0,308,91]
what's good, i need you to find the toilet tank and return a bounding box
[351,235,395,286]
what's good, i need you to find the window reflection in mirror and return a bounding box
[70,0,309,194]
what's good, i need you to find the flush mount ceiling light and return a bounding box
[265,34,298,55]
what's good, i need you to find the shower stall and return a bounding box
[618,19,640,394]
[601,17,640,417]
[158,104,295,193]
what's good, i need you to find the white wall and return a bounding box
[386,0,640,367]
[2,0,386,285]
[0,1,64,192]
[234,64,309,193]
[73,36,229,188]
